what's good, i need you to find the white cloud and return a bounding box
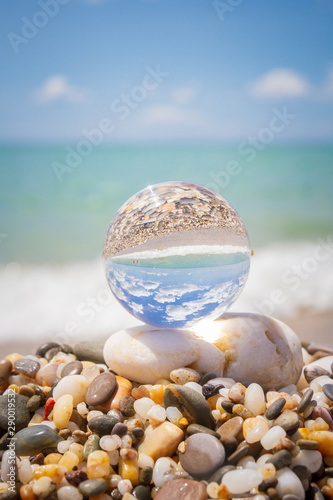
[251,68,310,99]
[35,75,86,103]
[171,85,198,105]
[141,105,201,126]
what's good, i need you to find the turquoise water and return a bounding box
[0,143,332,263]
[105,251,250,328]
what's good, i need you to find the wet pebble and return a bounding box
[74,341,105,364]
[61,361,83,378]
[26,394,41,412]
[112,422,128,437]
[13,424,62,456]
[265,397,286,420]
[132,485,151,500]
[267,449,293,470]
[227,443,250,464]
[85,371,117,406]
[179,433,225,479]
[186,423,221,439]
[18,385,35,398]
[78,478,107,496]
[154,478,207,500]
[291,464,311,481]
[0,360,12,385]
[296,439,319,450]
[82,434,101,461]
[323,383,333,402]
[202,383,224,399]
[0,393,31,431]
[65,470,88,486]
[297,388,314,413]
[139,466,153,486]
[163,384,215,429]
[88,415,119,436]
[14,358,40,378]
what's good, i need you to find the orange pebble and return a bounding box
[20,484,37,500]
[132,385,150,400]
[149,385,165,405]
[309,431,333,457]
[111,376,133,410]
[33,464,67,483]
[5,353,23,366]
[44,453,62,465]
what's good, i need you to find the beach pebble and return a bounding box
[14,358,40,378]
[323,383,333,402]
[169,367,200,385]
[297,388,314,414]
[73,341,105,364]
[267,449,293,470]
[261,426,286,450]
[61,361,83,378]
[119,396,136,417]
[152,456,177,487]
[83,434,101,461]
[87,450,110,479]
[53,394,73,429]
[35,363,59,386]
[88,415,119,436]
[243,417,270,443]
[291,449,322,473]
[244,383,266,416]
[58,485,83,500]
[53,375,89,406]
[13,424,62,456]
[187,423,221,439]
[36,342,61,358]
[85,371,117,406]
[179,433,225,479]
[138,421,184,460]
[163,384,215,429]
[154,478,207,500]
[217,416,243,443]
[0,393,30,431]
[222,468,263,494]
[265,397,286,420]
[275,468,305,500]
[274,410,300,434]
[0,359,12,385]
[308,430,333,456]
[103,326,225,384]
[78,478,107,496]
[195,313,303,389]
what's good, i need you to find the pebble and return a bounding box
[87,450,110,479]
[61,361,83,378]
[13,424,62,456]
[217,416,243,443]
[83,434,101,461]
[308,430,333,456]
[138,421,184,460]
[186,423,221,439]
[228,382,246,404]
[243,417,270,443]
[244,383,266,416]
[296,439,319,450]
[323,383,333,402]
[265,398,286,420]
[78,478,107,496]
[88,415,119,436]
[267,449,293,469]
[169,367,201,385]
[53,394,73,429]
[119,396,136,417]
[103,326,225,384]
[35,363,59,386]
[304,365,331,384]
[292,449,322,473]
[65,470,88,486]
[112,422,128,437]
[85,371,117,406]
[18,385,35,398]
[73,341,105,364]
[297,388,314,414]
[179,433,225,479]
[275,468,305,500]
[58,485,83,500]
[14,358,40,378]
[45,346,62,361]
[163,384,215,429]
[227,443,250,464]
[201,313,303,389]
[0,359,12,385]
[35,342,61,357]
[222,468,264,494]
[0,393,31,431]
[154,478,207,500]
[132,485,151,500]
[274,410,300,434]
[139,466,153,486]
[53,375,89,407]
[261,426,286,450]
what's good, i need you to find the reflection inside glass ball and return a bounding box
[103,181,250,328]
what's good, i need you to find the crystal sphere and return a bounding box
[103,181,250,328]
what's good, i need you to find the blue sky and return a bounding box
[1,0,333,142]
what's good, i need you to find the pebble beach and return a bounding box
[1,335,333,500]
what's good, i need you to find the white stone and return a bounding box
[153,457,177,487]
[58,486,83,500]
[194,313,303,389]
[222,469,263,494]
[276,468,305,500]
[53,375,89,407]
[103,325,225,384]
[261,425,286,450]
[133,397,156,419]
[244,383,266,416]
[291,449,322,473]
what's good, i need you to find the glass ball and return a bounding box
[103,181,250,328]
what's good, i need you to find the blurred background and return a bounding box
[1,0,333,354]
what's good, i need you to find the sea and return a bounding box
[0,143,333,346]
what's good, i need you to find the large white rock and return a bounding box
[193,312,303,390]
[103,325,225,384]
